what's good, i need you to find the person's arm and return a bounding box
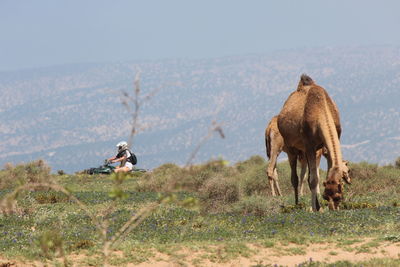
[107,156,117,162]
[111,155,127,163]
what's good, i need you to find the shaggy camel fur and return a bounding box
[277,74,350,211]
[265,116,324,197]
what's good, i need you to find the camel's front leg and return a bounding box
[299,158,307,196]
[287,151,299,205]
[307,150,320,212]
[315,150,323,195]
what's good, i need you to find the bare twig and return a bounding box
[185,120,225,167]
[101,71,167,266]
[120,72,174,149]
[185,95,226,167]
[0,72,227,267]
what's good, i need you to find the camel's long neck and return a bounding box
[319,97,342,168]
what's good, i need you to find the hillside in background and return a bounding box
[1,46,400,173]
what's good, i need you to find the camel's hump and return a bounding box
[299,74,314,86]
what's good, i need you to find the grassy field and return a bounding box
[0,157,399,266]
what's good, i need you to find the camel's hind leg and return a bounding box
[267,162,282,196]
[267,148,282,196]
[267,168,277,196]
[267,164,282,196]
[273,168,282,196]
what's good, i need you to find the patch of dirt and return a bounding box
[133,240,400,267]
[0,259,40,267]
[1,239,400,267]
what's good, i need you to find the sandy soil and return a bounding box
[134,240,400,267]
[1,239,399,267]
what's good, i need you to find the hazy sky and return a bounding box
[1,0,400,71]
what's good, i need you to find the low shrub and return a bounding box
[199,174,239,212]
[232,195,277,216]
[181,159,233,191]
[0,160,52,190]
[33,191,69,204]
[341,201,377,210]
[345,161,400,205]
[134,160,233,193]
[235,155,265,173]
[134,163,182,192]
[280,202,307,213]
[395,157,400,168]
[349,161,378,180]
[239,165,269,197]
[69,239,95,250]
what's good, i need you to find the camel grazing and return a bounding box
[265,116,323,197]
[277,74,350,211]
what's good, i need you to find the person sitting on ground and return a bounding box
[107,141,137,173]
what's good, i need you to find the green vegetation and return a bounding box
[0,157,399,266]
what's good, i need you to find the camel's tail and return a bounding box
[265,126,271,159]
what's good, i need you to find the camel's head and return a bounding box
[323,167,344,210]
[322,161,351,210]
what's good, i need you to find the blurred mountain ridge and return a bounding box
[1,46,399,173]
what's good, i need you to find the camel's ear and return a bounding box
[343,172,352,184]
[342,161,352,184]
[343,176,351,185]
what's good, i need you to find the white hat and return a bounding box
[116,141,128,152]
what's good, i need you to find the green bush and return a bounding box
[235,155,265,173]
[232,195,278,216]
[0,160,51,190]
[395,157,400,168]
[199,174,239,212]
[197,159,228,173]
[134,160,233,193]
[134,163,182,192]
[33,191,69,204]
[343,161,400,205]
[107,156,400,212]
[180,159,232,190]
[349,161,378,180]
[239,165,269,197]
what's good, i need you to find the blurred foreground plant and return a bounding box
[0,72,219,267]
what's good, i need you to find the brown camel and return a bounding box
[265,116,323,197]
[277,74,350,211]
